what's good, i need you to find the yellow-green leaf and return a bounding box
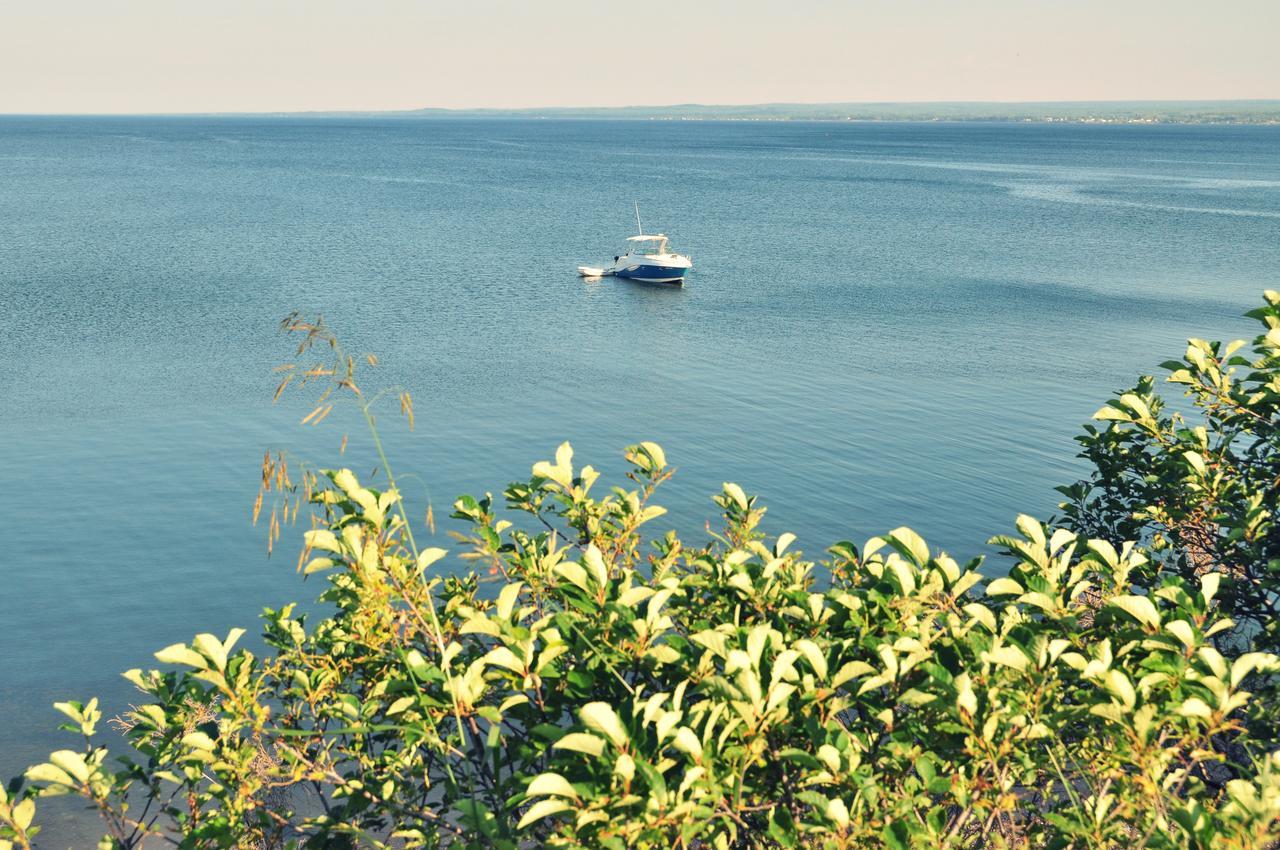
[526,772,579,800]
[553,732,606,757]
[12,798,35,830]
[416,547,448,572]
[580,702,628,748]
[518,798,574,829]
[48,751,91,784]
[1112,595,1161,629]
[986,577,1023,597]
[154,644,208,670]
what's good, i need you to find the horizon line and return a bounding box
[3,97,1279,119]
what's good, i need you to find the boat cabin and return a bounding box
[621,234,673,257]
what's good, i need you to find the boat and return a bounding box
[610,234,692,284]
[578,205,693,285]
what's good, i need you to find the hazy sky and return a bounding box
[2,0,1277,114]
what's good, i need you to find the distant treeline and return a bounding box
[311,100,1280,124]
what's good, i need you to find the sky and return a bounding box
[1,0,1277,114]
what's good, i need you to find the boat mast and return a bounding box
[634,201,643,236]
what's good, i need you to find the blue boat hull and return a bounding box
[614,263,687,283]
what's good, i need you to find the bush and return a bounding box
[1059,290,1280,660]
[3,303,1279,850]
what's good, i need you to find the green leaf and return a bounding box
[193,633,229,671]
[48,751,91,784]
[532,442,574,488]
[986,577,1023,597]
[24,763,75,787]
[1104,670,1136,709]
[882,819,910,850]
[635,441,666,470]
[303,557,339,574]
[722,482,749,510]
[1093,404,1133,422]
[553,732,606,757]
[1177,698,1214,719]
[154,643,208,669]
[1230,652,1277,688]
[553,560,591,592]
[518,798,574,829]
[580,702,628,749]
[955,674,978,716]
[831,660,876,688]
[671,727,703,760]
[984,645,1028,673]
[794,639,827,681]
[1015,514,1046,546]
[885,526,930,566]
[1183,451,1207,477]
[1111,595,1161,629]
[1200,572,1221,605]
[582,545,609,588]
[304,528,341,553]
[767,805,797,847]
[526,772,579,800]
[182,731,216,752]
[484,647,525,675]
[416,547,448,572]
[12,798,35,831]
[826,797,850,828]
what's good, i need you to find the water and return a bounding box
[2,117,1277,842]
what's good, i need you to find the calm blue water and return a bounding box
[2,117,1278,841]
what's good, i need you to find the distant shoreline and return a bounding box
[369,100,1280,125]
[4,100,1279,124]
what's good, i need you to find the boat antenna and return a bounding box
[634,201,643,236]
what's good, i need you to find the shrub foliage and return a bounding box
[1060,292,1280,659]
[4,296,1280,849]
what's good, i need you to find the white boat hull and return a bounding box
[611,254,692,284]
